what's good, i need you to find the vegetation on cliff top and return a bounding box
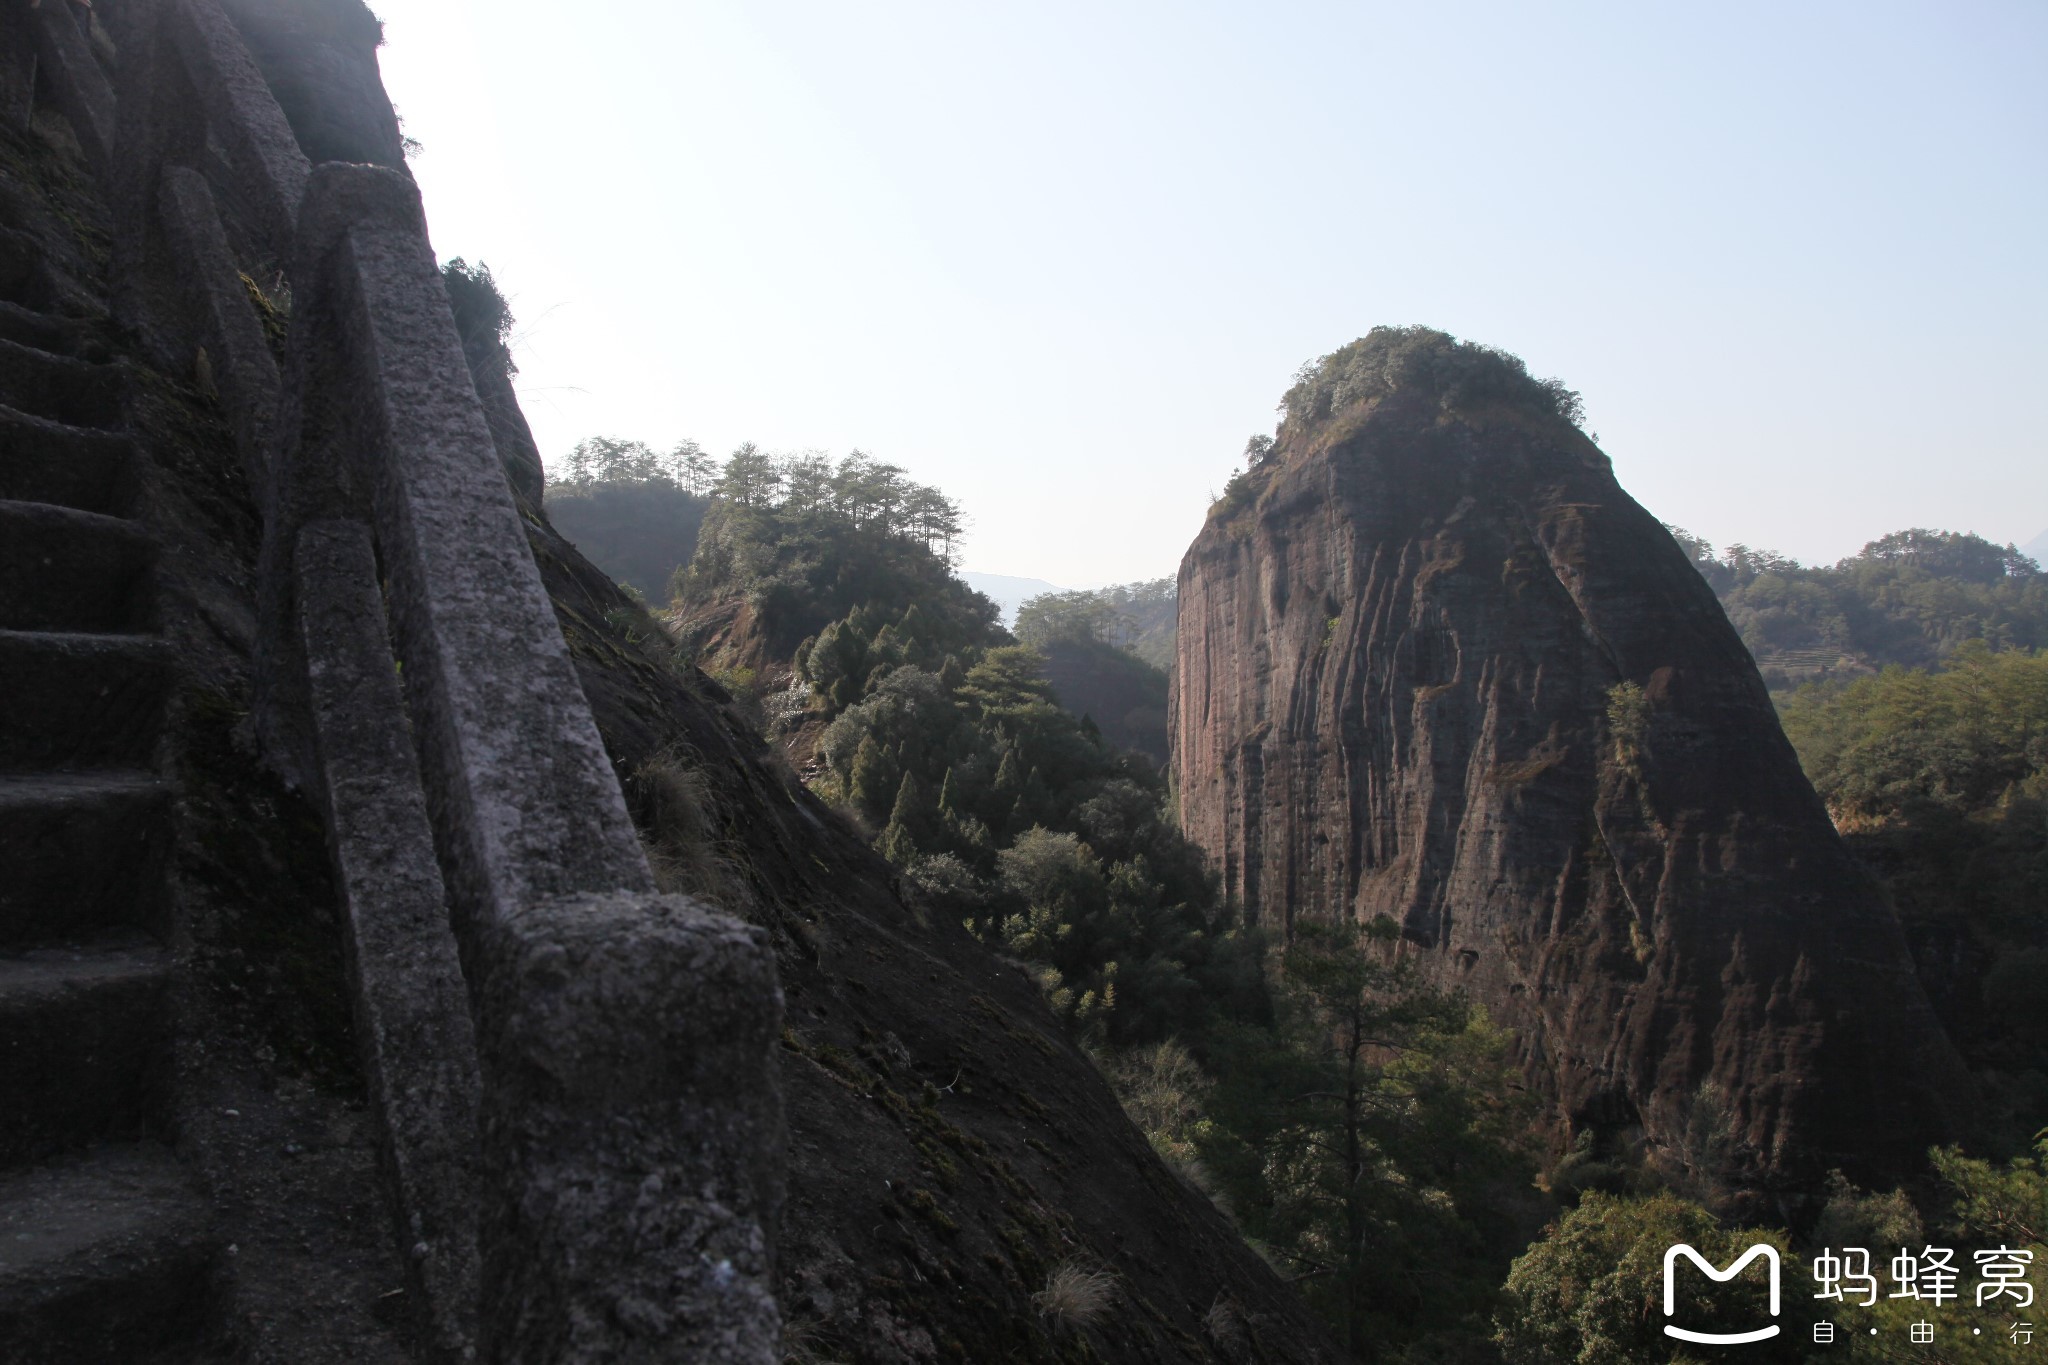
[1201,326,1589,529]
[677,448,989,665]
[1278,325,1586,437]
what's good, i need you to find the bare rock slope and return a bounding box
[1171,328,1971,1188]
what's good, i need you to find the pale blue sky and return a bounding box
[372,0,2047,587]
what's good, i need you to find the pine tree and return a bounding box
[899,602,929,655]
[878,819,918,866]
[888,771,928,844]
[1017,764,1053,831]
[994,746,1023,794]
[849,734,892,820]
[987,747,1023,835]
[670,438,717,495]
[936,767,960,819]
[716,441,783,507]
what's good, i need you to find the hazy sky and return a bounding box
[372,0,2047,588]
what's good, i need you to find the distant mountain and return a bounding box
[1081,577,1178,671]
[547,481,708,600]
[959,571,1063,626]
[2025,527,2048,566]
[1665,527,2048,691]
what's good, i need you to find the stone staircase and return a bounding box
[0,246,218,1358]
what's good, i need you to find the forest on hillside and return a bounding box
[1667,525,2048,690]
[539,432,2048,1360]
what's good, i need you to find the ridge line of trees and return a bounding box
[555,436,966,566]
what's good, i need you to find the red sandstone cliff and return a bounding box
[1171,328,1971,1188]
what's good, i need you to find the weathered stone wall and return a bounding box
[1173,387,1974,1190]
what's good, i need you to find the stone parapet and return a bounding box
[296,517,483,1362]
[475,892,784,1364]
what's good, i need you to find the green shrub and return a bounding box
[1497,1192,1795,1364]
[1605,680,1651,775]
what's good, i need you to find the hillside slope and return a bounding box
[525,506,1333,1361]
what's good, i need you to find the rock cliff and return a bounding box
[1171,327,1971,1189]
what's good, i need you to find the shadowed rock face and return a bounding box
[1171,335,1971,1189]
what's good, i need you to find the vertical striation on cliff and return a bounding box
[1172,327,1971,1187]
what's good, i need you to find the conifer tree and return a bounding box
[988,746,1024,831]
[849,733,892,820]
[1018,764,1053,832]
[889,771,928,845]
[878,819,918,866]
[715,441,783,508]
[899,602,929,652]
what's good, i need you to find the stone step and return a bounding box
[0,405,135,516]
[0,501,155,632]
[0,773,168,947]
[0,338,122,429]
[0,229,60,315]
[0,304,109,363]
[0,632,169,769]
[0,945,172,1165]
[0,1144,216,1363]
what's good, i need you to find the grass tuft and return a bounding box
[1032,1261,1115,1333]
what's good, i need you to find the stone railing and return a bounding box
[56,3,788,1359]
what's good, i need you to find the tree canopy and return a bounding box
[1778,644,2048,1146]
[555,435,718,496]
[1780,643,2048,821]
[440,257,515,378]
[1663,525,2047,687]
[1017,577,1178,670]
[679,449,987,662]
